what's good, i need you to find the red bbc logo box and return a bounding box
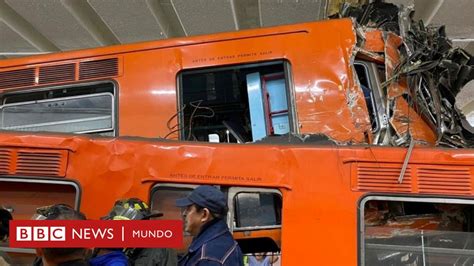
[16,226,66,241]
[10,220,183,248]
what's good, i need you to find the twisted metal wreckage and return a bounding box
[334,1,474,148]
[334,2,474,261]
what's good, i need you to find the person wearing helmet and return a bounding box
[89,199,136,266]
[91,198,177,266]
[101,198,163,221]
[32,204,89,266]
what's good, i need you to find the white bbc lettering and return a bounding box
[33,227,49,241]
[17,227,32,241]
[50,227,66,241]
[16,226,66,241]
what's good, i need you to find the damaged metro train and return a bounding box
[0,3,474,265]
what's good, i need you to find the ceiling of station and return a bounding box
[0,0,473,59]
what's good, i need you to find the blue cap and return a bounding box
[176,185,227,215]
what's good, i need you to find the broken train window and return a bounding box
[228,187,282,258]
[354,61,384,133]
[360,196,474,266]
[150,184,196,255]
[178,61,293,143]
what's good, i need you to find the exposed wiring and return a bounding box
[162,105,187,139]
[162,100,215,140]
[187,100,215,141]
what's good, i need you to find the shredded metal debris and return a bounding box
[334,0,474,148]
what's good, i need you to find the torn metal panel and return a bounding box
[338,1,400,33]
[383,31,436,145]
[384,32,404,99]
[366,215,441,239]
[362,29,385,53]
[397,5,414,57]
[337,1,474,147]
[295,19,373,145]
[389,97,436,145]
[355,48,385,64]
[364,201,466,240]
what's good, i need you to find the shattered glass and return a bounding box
[364,200,474,266]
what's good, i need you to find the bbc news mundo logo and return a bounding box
[10,220,182,248]
[17,226,66,241]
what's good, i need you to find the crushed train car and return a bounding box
[0,3,473,265]
[336,1,474,147]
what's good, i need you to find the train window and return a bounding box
[354,63,380,132]
[151,184,283,260]
[229,188,282,259]
[150,184,196,255]
[234,192,282,228]
[178,61,293,143]
[0,82,115,136]
[0,178,79,265]
[361,197,474,266]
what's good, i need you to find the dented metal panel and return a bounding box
[0,132,472,265]
[389,97,436,144]
[336,1,474,147]
[0,5,471,148]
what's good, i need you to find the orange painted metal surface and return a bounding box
[363,29,385,53]
[384,32,404,99]
[0,19,371,144]
[0,17,471,265]
[390,97,437,143]
[383,32,436,144]
[0,132,473,264]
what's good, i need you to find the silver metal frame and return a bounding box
[149,183,282,233]
[1,80,116,104]
[284,61,299,135]
[0,92,115,134]
[0,247,36,254]
[149,183,198,210]
[353,61,390,145]
[359,195,474,265]
[0,177,81,209]
[0,177,81,255]
[227,187,282,233]
[354,62,381,132]
[0,80,117,136]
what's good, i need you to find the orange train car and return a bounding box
[0,18,427,145]
[0,132,473,265]
[1,17,473,265]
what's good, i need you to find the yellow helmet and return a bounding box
[103,198,162,220]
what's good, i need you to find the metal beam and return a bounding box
[232,0,260,30]
[61,0,120,46]
[230,0,239,31]
[257,0,263,27]
[0,0,59,52]
[170,0,188,36]
[145,0,184,38]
